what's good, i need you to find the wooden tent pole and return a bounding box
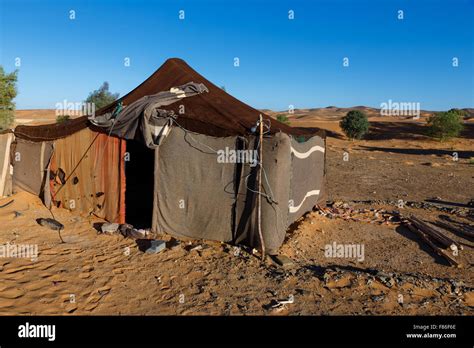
[257,114,266,260]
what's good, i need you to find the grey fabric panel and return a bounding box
[89,82,208,148]
[260,133,292,254]
[234,133,292,254]
[288,135,326,225]
[152,128,325,254]
[0,133,14,197]
[13,139,54,195]
[152,127,237,242]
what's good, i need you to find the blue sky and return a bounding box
[0,0,473,110]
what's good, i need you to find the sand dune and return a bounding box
[265,106,474,122]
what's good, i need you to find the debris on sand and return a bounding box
[100,222,120,234]
[269,254,295,268]
[435,215,474,239]
[145,240,167,254]
[36,218,63,230]
[13,211,23,218]
[316,203,401,225]
[404,216,463,268]
[119,224,150,239]
[346,199,473,217]
[264,296,295,312]
[119,223,133,236]
[36,218,65,243]
[190,245,203,252]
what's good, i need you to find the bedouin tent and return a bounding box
[12,58,326,254]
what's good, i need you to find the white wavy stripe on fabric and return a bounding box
[290,145,325,159]
[289,189,320,213]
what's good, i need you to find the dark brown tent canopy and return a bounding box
[97,58,319,138]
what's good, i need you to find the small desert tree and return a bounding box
[56,115,71,123]
[0,66,18,130]
[276,114,290,125]
[427,110,464,141]
[85,81,119,110]
[340,110,369,140]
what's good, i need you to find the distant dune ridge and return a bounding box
[264,106,474,122]
[14,109,85,125]
[13,106,474,126]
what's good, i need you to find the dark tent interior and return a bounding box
[125,140,155,228]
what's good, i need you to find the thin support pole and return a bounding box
[257,114,266,260]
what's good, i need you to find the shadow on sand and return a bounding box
[364,121,474,141]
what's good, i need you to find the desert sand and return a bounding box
[0,111,473,315]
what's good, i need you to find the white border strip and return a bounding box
[291,145,325,159]
[289,189,320,213]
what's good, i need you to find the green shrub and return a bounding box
[427,110,464,141]
[448,108,468,118]
[0,66,18,130]
[56,115,71,123]
[0,109,15,130]
[340,110,369,140]
[85,81,119,110]
[276,114,290,125]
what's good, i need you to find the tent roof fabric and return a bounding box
[98,58,320,138]
[14,116,96,142]
[15,58,324,140]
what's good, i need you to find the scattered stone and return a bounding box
[119,223,133,236]
[167,238,181,249]
[269,254,294,268]
[119,224,148,239]
[371,295,385,303]
[37,218,64,231]
[128,229,147,239]
[295,288,310,295]
[100,222,119,234]
[145,240,167,254]
[36,218,65,242]
[267,289,278,296]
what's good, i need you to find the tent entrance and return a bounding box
[125,140,154,229]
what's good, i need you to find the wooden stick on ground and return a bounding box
[441,215,474,233]
[406,223,462,268]
[409,216,461,253]
[424,219,464,251]
[435,220,474,239]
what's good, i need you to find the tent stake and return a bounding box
[257,114,266,260]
